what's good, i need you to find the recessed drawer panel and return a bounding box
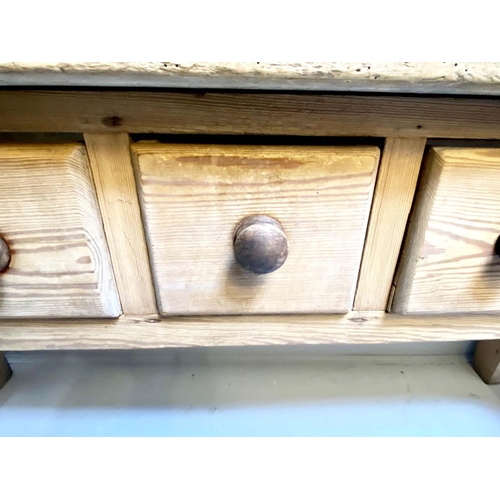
[133,143,379,315]
[0,144,121,318]
[392,148,500,314]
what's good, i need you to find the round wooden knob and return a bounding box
[0,237,10,273]
[233,215,288,274]
[495,235,500,257]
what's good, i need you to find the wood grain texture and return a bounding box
[474,340,500,384]
[3,63,500,95]
[133,143,379,315]
[0,144,121,318]
[0,352,12,389]
[392,148,500,314]
[0,313,499,350]
[84,133,157,315]
[354,138,426,311]
[3,90,500,139]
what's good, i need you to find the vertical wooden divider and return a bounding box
[84,133,157,315]
[354,137,426,311]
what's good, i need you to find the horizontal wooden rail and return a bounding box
[2,90,500,138]
[0,313,499,350]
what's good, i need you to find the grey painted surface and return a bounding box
[1,347,499,436]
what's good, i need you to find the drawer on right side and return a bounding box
[391,148,500,314]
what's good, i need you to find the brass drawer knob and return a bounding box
[233,215,288,274]
[0,237,10,273]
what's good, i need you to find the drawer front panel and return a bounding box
[0,144,121,318]
[133,143,379,315]
[393,148,500,314]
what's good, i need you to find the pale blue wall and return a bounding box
[1,346,499,437]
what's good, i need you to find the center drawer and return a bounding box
[133,143,379,315]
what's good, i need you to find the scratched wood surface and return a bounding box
[133,143,380,315]
[392,148,500,314]
[0,144,121,318]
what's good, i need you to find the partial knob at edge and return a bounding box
[233,215,288,274]
[495,235,500,257]
[0,237,10,273]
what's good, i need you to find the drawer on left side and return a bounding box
[0,144,121,318]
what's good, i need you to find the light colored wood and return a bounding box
[84,133,157,315]
[474,340,500,384]
[0,312,500,350]
[3,90,500,139]
[3,63,500,96]
[133,143,379,315]
[0,143,121,318]
[354,138,426,311]
[0,352,11,389]
[392,148,500,314]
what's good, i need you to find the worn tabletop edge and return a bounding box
[2,62,500,95]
